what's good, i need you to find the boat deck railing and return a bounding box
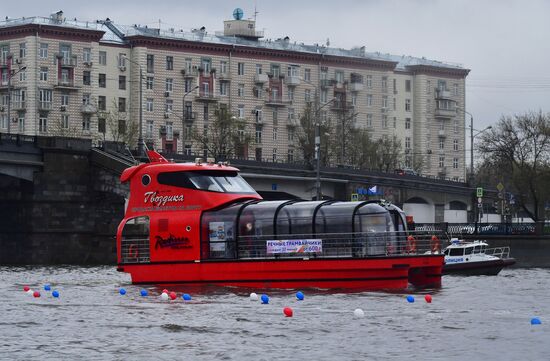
[485,246,511,260]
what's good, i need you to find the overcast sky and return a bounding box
[4,0,550,130]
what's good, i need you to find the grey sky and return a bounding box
[3,0,549,130]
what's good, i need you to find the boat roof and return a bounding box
[447,240,489,248]
[120,161,240,183]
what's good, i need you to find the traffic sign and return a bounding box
[476,187,483,197]
[497,182,504,192]
[477,197,482,203]
[351,193,359,202]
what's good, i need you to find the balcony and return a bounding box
[81,104,97,114]
[196,92,218,102]
[435,89,452,99]
[438,129,446,138]
[287,118,299,128]
[182,68,199,78]
[434,108,456,118]
[12,101,26,111]
[39,102,52,111]
[319,79,334,88]
[184,111,196,122]
[254,73,269,84]
[54,80,79,90]
[286,76,301,86]
[265,96,286,107]
[349,82,364,92]
[217,73,231,82]
[331,101,354,111]
[57,56,77,67]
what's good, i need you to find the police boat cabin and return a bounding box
[116,151,443,289]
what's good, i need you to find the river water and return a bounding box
[1,266,548,361]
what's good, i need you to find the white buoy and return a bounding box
[249,292,258,301]
[160,292,169,301]
[26,289,34,296]
[354,308,365,318]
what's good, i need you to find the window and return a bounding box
[39,43,48,59]
[439,139,445,150]
[98,118,106,134]
[82,93,91,105]
[99,73,106,88]
[238,105,245,119]
[438,80,447,91]
[166,56,173,70]
[184,144,192,155]
[288,65,299,77]
[61,114,69,129]
[82,115,91,131]
[118,119,126,134]
[220,82,228,96]
[320,89,328,103]
[272,148,277,162]
[382,115,388,129]
[19,69,26,81]
[405,99,411,112]
[453,158,459,169]
[83,48,91,63]
[146,120,154,139]
[304,68,311,81]
[288,108,295,121]
[381,76,388,92]
[119,75,126,90]
[58,93,68,107]
[83,71,91,86]
[351,94,357,107]
[146,54,154,73]
[146,98,154,112]
[17,116,25,132]
[238,84,244,97]
[146,76,154,90]
[366,94,373,107]
[60,44,72,62]
[238,62,245,75]
[453,83,459,96]
[288,128,294,142]
[273,127,278,141]
[166,122,173,141]
[118,53,126,68]
[367,114,373,128]
[185,58,192,73]
[99,51,106,65]
[118,97,126,112]
[255,125,262,143]
[454,120,459,133]
[393,97,396,111]
[272,110,278,125]
[287,87,294,101]
[426,80,431,94]
[405,118,411,130]
[271,64,281,78]
[305,89,311,103]
[366,75,372,88]
[405,80,411,92]
[165,78,173,92]
[39,89,52,109]
[439,156,445,168]
[288,149,294,162]
[220,61,227,74]
[320,68,327,80]
[19,43,26,58]
[201,58,211,73]
[405,137,411,149]
[382,96,388,109]
[335,70,344,84]
[165,99,173,113]
[255,148,262,161]
[0,115,7,129]
[39,116,48,133]
[453,139,459,151]
[393,79,397,93]
[40,67,48,81]
[98,96,106,111]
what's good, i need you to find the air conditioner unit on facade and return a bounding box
[119,66,126,72]
[60,106,66,111]
[164,91,171,97]
[0,106,4,112]
[164,112,170,118]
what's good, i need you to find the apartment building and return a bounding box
[0,11,469,180]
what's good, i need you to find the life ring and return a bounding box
[406,235,417,254]
[128,244,139,259]
[430,235,441,254]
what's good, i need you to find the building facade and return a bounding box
[0,12,469,180]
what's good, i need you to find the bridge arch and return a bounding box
[445,200,468,222]
[402,196,434,223]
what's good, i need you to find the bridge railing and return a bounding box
[415,222,550,236]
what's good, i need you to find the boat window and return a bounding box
[277,201,325,236]
[315,202,357,234]
[201,202,249,259]
[473,245,481,253]
[449,248,464,256]
[158,170,257,194]
[355,203,390,233]
[120,216,150,263]
[444,248,450,256]
[464,246,473,255]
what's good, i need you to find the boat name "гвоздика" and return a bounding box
[144,191,185,206]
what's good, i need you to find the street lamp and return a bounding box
[122,56,144,157]
[314,97,336,200]
[7,65,27,135]
[181,85,199,152]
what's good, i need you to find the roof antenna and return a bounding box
[254,0,259,22]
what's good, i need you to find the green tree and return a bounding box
[296,103,333,168]
[103,98,138,146]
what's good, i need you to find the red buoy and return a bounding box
[283,307,293,317]
[23,286,30,292]
[425,294,432,303]
[162,289,169,294]
[169,291,177,300]
[33,291,41,298]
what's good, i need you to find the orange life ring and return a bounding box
[430,235,441,254]
[406,235,417,254]
[128,244,139,259]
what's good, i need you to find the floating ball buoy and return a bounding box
[261,294,269,304]
[140,289,148,297]
[249,292,258,301]
[169,292,177,300]
[406,295,415,303]
[283,307,293,317]
[160,292,169,301]
[162,289,169,294]
[44,284,51,291]
[119,288,126,295]
[531,317,542,325]
[26,289,34,296]
[33,291,41,298]
[424,295,432,303]
[296,291,304,301]
[52,290,60,298]
[354,308,365,318]
[182,293,191,301]
[23,286,30,292]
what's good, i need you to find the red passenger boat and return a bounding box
[116,151,443,289]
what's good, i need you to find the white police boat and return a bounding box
[442,239,516,276]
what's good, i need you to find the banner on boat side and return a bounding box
[266,239,322,254]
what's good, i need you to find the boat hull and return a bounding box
[118,255,443,290]
[443,258,516,276]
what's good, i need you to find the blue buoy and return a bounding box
[406,295,415,303]
[44,284,51,291]
[296,291,304,301]
[140,289,148,297]
[182,293,192,301]
[531,317,542,325]
[261,294,269,304]
[119,288,126,295]
[52,290,59,298]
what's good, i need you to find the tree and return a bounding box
[192,107,253,160]
[103,98,138,147]
[478,111,550,222]
[372,135,403,172]
[347,127,376,169]
[296,103,333,168]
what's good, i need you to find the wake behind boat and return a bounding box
[443,239,516,276]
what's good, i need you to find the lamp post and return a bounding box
[314,96,336,200]
[181,85,199,152]
[122,56,144,157]
[7,65,27,135]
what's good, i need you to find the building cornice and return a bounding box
[0,24,104,42]
[406,64,470,78]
